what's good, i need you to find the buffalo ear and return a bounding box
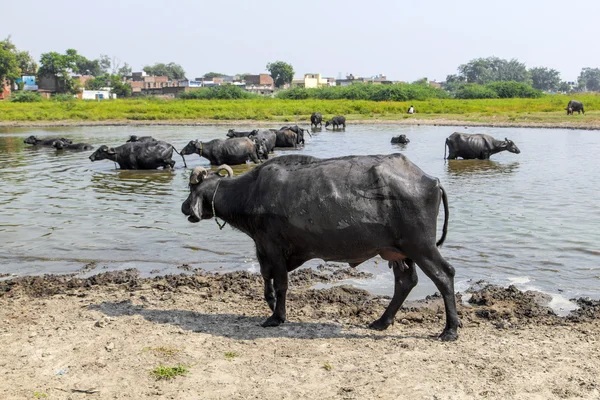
[505,137,509,142]
[194,141,202,149]
[107,147,116,155]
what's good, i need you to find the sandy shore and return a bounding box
[1,268,599,399]
[1,118,600,130]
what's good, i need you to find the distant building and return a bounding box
[126,72,176,94]
[429,80,442,89]
[81,89,116,100]
[245,74,275,95]
[16,76,38,91]
[292,73,332,88]
[335,74,365,87]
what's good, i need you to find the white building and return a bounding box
[81,89,116,100]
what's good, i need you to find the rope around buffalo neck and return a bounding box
[211,180,226,230]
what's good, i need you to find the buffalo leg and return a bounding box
[261,266,288,327]
[263,278,275,312]
[415,249,460,341]
[369,260,418,331]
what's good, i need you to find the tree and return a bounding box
[455,57,530,85]
[0,46,19,84]
[577,68,600,92]
[143,62,186,80]
[117,62,132,78]
[203,72,227,79]
[38,50,81,94]
[558,81,571,93]
[529,67,561,91]
[266,61,294,88]
[99,54,111,74]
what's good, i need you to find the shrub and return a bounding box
[276,83,449,102]
[179,85,260,100]
[485,81,543,98]
[51,94,76,102]
[10,91,42,103]
[455,84,499,99]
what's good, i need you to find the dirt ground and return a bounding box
[1,268,599,400]
[1,118,599,131]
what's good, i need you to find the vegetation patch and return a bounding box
[141,346,181,357]
[225,351,239,361]
[150,364,189,380]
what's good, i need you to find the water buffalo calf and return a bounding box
[89,140,179,169]
[24,136,73,146]
[445,132,520,160]
[182,153,459,340]
[325,116,346,129]
[181,137,266,165]
[311,112,322,128]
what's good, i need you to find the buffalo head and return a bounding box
[504,138,520,154]
[127,135,139,142]
[53,140,66,150]
[89,145,116,162]
[325,120,331,128]
[226,129,235,138]
[182,165,233,223]
[24,136,38,145]
[253,137,269,160]
[181,140,202,156]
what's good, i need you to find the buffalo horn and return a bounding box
[216,165,233,178]
[190,166,208,185]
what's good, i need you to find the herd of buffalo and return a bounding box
[22,111,530,341]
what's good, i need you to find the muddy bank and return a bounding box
[1,118,599,130]
[2,269,600,399]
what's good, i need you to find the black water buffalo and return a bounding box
[281,125,311,143]
[445,132,520,160]
[127,135,156,142]
[226,129,259,139]
[325,116,346,129]
[53,141,94,150]
[24,136,73,146]
[391,134,410,144]
[311,112,322,128]
[274,129,299,148]
[249,130,277,153]
[181,137,266,165]
[182,154,458,341]
[89,140,180,169]
[566,100,584,115]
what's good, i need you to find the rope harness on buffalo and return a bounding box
[211,180,227,230]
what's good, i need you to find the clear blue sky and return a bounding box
[5,0,599,82]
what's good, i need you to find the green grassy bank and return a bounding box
[0,95,599,126]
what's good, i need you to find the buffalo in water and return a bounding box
[279,125,311,144]
[24,136,73,146]
[182,153,459,340]
[249,130,277,153]
[226,129,259,139]
[310,112,323,128]
[325,116,346,129]
[445,132,520,160]
[127,135,156,143]
[391,135,410,144]
[180,137,267,165]
[53,141,94,151]
[566,100,584,115]
[89,140,184,169]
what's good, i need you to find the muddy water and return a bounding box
[1,125,599,305]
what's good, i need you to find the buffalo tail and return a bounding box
[436,185,449,247]
[172,146,187,168]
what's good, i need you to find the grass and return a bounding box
[322,362,334,371]
[225,351,239,361]
[150,364,189,380]
[0,94,599,126]
[33,393,47,399]
[141,346,181,357]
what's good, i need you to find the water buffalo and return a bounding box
[127,135,156,142]
[249,130,277,153]
[280,125,311,144]
[226,129,259,139]
[89,140,181,169]
[180,137,266,165]
[311,112,323,128]
[325,116,346,129]
[53,141,94,150]
[445,132,520,160]
[391,135,410,144]
[182,154,458,341]
[24,136,73,146]
[274,129,299,148]
[566,100,584,115]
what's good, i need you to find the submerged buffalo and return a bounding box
[280,125,311,144]
[325,116,346,129]
[311,112,323,128]
[181,154,459,340]
[24,136,73,146]
[127,135,156,143]
[391,134,410,144]
[53,141,94,150]
[566,100,584,115]
[226,129,259,139]
[181,137,267,165]
[445,132,520,160]
[89,140,184,169]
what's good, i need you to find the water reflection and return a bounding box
[445,160,520,176]
[90,170,177,195]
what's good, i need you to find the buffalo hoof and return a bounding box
[438,329,458,342]
[261,315,285,328]
[368,318,392,331]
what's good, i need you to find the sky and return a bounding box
[4,0,600,82]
